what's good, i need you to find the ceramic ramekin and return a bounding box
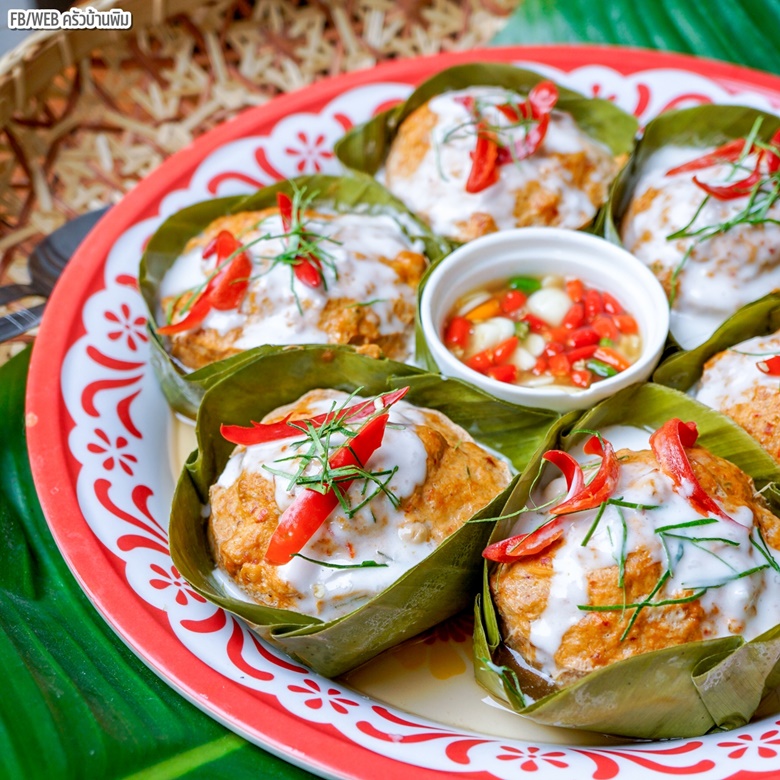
[419,227,669,413]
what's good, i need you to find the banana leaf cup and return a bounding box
[475,381,780,739]
[139,174,452,418]
[653,292,780,390]
[333,63,638,238]
[600,104,780,351]
[169,344,560,677]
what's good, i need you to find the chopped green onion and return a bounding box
[586,359,618,378]
[508,275,542,294]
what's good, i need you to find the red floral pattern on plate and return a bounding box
[28,48,780,779]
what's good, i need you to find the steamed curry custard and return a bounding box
[487,421,780,685]
[156,188,430,369]
[209,387,511,621]
[614,106,780,349]
[693,331,780,466]
[384,82,620,242]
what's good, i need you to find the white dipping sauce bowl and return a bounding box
[419,228,669,413]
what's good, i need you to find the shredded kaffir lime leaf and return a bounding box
[665,118,780,307]
[262,389,402,519]
[167,185,342,320]
[291,553,389,569]
[433,90,545,180]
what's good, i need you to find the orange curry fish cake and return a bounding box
[158,204,428,370]
[620,139,780,347]
[487,424,780,689]
[209,388,511,621]
[693,332,780,466]
[383,86,620,242]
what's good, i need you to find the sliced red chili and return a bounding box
[294,255,323,288]
[485,364,518,383]
[444,316,471,347]
[613,313,638,334]
[543,340,565,358]
[500,289,526,314]
[465,336,518,372]
[527,80,559,118]
[593,346,631,372]
[520,312,549,333]
[482,449,583,562]
[482,519,565,562]
[551,435,619,516]
[512,113,550,162]
[548,353,571,377]
[570,368,593,388]
[265,413,390,565]
[454,95,477,115]
[565,344,598,363]
[592,315,619,343]
[767,128,780,174]
[601,292,623,315]
[583,289,603,322]
[208,256,252,310]
[693,152,763,200]
[277,191,323,288]
[158,230,251,335]
[565,278,584,303]
[757,355,780,375]
[649,419,735,524]
[220,386,409,446]
[496,102,522,122]
[562,302,586,330]
[466,122,500,193]
[205,232,252,311]
[565,327,600,349]
[492,336,519,364]
[157,293,214,336]
[666,138,747,176]
[276,191,294,231]
[546,327,569,344]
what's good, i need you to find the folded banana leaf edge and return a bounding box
[169,344,560,678]
[652,291,780,389]
[599,104,780,354]
[475,381,780,739]
[333,62,639,186]
[138,174,452,418]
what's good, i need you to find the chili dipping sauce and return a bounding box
[442,274,641,390]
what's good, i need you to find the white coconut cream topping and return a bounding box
[694,332,780,410]
[384,87,615,238]
[513,425,780,679]
[621,146,780,349]
[216,392,434,620]
[159,211,422,352]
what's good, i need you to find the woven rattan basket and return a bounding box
[0,0,516,364]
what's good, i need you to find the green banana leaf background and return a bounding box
[9,2,780,777]
[475,382,780,738]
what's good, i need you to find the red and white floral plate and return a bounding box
[26,47,780,780]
